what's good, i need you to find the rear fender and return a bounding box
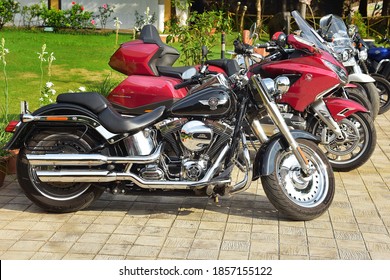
[4,103,105,151]
[324,97,368,122]
[252,130,320,179]
[348,73,375,83]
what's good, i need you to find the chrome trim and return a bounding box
[33,145,231,189]
[311,99,343,138]
[376,59,390,73]
[229,132,253,194]
[251,75,311,174]
[27,143,164,166]
[315,84,339,100]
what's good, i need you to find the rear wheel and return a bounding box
[17,129,104,213]
[261,139,335,221]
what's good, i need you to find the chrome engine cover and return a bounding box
[180,120,213,152]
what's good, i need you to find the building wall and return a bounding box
[16,0,167,31]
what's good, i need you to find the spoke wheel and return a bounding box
[17,129,104,213]
[261,139,335,221]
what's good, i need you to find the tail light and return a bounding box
[5,120,19,133]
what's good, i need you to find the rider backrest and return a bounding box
[140,25,180,68]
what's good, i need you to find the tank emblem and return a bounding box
[199,97,227,110]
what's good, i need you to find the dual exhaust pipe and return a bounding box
[27,142,252,194]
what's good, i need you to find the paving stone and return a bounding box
[1,112,390,260]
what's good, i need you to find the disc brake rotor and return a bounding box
[321,118,360,157]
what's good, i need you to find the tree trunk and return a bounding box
[256,0,262,33]
[382,0,389,17]
[359,0,368,17]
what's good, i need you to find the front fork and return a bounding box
[311,99,344,142]
[251,77,312,176]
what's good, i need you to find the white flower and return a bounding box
[49,89,56,95]
[78,86,86,92]
[44,94,48,98]
[39,97,44,101]
[46,82,54,88]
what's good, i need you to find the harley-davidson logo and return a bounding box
[199,97,227,110]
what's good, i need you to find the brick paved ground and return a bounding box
[0,111,389,260]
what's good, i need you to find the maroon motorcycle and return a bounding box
[106,12,375,172]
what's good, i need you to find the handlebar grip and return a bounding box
[256,43,269,48]
[174,79,196,90]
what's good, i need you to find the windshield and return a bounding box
[319,14,353,50]
[291,10,332,53]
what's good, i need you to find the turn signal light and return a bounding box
[5,120,19,133]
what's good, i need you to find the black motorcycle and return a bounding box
[3,67,335,221]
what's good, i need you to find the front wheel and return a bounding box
[352,82,380,119]
[261,139,335,221]
[371,74,390,114]
[310,112,376,172]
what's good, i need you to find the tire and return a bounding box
[17,129,104,213]
[371,74,390,114]
[354,82,380,119]
[310,112,376,172]
[343,86,374,119]
[261,139,335,221]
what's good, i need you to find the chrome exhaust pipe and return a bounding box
[27,144,163,166]
[34,145,231,190]
[229,132,252,195]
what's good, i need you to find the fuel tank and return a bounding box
[169,85,236,119]
[368,47,390,62]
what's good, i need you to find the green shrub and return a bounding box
[0,0,20,29]
[166,11,225,65]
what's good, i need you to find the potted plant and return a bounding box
[0,125,12,187]
[0,36,12,187]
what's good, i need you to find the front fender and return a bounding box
[324,97,368,122]
[252,130,320,179]
[348,73,375,83]
[4,103,100,151]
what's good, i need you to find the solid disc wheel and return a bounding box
[261,139,335,221]
[311,112,376,172]
[17,129,104,213]
[371,74,390,114]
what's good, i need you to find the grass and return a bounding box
[0,28,241,116]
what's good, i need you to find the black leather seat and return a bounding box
[57,92,165,134]
[206,59,240,77]
[156,66,194,79]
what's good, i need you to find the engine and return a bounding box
[157,118,233,181]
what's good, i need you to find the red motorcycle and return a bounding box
[106,16,375,172]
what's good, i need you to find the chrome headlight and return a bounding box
[358,49,368,61]
[322,59,348,84]
[262,78,275,95]
[274,76,290,95]
[262,76,290,99]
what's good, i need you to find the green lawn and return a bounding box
[0,28,241,116]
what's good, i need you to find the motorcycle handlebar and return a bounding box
[174,77,199,90]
